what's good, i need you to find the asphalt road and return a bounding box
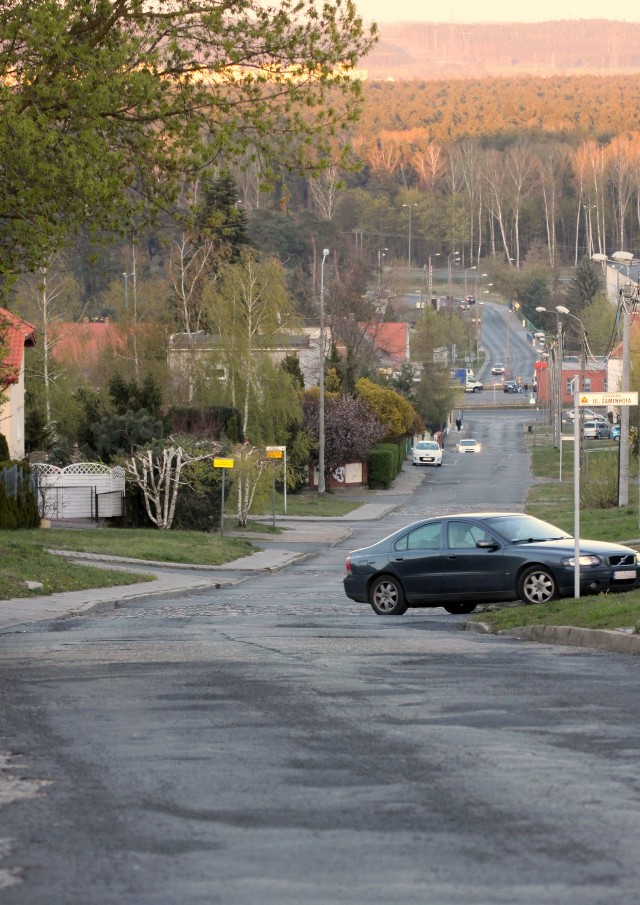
[2,409,640,905]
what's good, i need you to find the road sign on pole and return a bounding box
[577,392,638,407]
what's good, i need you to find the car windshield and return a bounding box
[416,441,439,450]
[485,514,571,544]
[460,440,477,446]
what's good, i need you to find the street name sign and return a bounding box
[577,392,638,407]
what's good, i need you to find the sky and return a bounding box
[354,0,640,24]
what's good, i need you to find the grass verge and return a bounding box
[470,424,640,634]
[0,528,256,601]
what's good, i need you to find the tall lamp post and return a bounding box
[474,273,489,295]
[318,248,330,495]
[428,252,440,306]
[464,265,476,294]
[403,203,417,269]
[556,305,587,461]
[592,250,633,506]
[536,306,564,449]
[122,272,135,311]
[377,247,388,294]
[447,251,460,296]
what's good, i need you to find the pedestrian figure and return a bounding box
[455,418,461,432]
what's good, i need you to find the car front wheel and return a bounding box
[369,575,408,616]
[518,566,558,605]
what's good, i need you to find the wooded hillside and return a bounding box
[365,20,640,80]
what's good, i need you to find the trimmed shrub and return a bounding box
[368,445,397,489]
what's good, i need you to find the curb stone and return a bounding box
[461,619,640,655]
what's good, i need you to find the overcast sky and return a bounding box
[354,0,640,24]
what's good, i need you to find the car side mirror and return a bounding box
[476,540,500,550]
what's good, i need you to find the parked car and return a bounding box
[583,421,599,439]
[491,362,505,375]
[566,408,606,423]
[595,422,612,439]
[503,380,522,393]
[342,512,639,616]
[611,424,621,440]
[412,440,443,467]
[456,438,481,453]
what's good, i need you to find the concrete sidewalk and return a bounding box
[0,467,427,632]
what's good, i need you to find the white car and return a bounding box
[456,438,481,453]
[491,362,505,375]
[412,440,443,467]
[565,408,606,423]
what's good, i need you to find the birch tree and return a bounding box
[123,441,220,530]
[208,251,299,439]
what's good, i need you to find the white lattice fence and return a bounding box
[31,463,125,520]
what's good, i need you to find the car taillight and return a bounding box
[345,555,352,573]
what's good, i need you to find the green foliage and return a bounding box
[280,352,305,391]
[168,406,243,443]
[564,257,603,315]
[367,444,398,489]
[0,0,375,275]
[109,373,164,419]
[580,451,618,509]
[355,377,422,441]
[0,462,40,529]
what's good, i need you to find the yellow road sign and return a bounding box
[213,458,234,468]
[578,392,638,407]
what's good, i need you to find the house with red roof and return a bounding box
[0,308,37,459]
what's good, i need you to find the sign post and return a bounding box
[265,446,285,527]
[573,392,638,598]
[213,457,234,536]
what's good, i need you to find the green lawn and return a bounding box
[0,528,256,601]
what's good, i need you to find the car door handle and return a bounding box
[447,555,458,560]
[392,556,404,562]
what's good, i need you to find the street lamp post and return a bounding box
[447,251,460,296]
[318,248,330,495]
[377,247,388,293]
[403,203,417,269]
[474,273,489,295]
[464,265,476,294]
[536,305,564,449]
[592,251,633,506]
[556,305,587,462]
[123,272,135,311]
[428,252,440,307]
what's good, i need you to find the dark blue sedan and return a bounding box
[343,512,639,615]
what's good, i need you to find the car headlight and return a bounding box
[561,554,602,567]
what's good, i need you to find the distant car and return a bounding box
[583,421,599,439]
[611,424,621,440]
[456,438,481,453]
[491,362,505,375]
[412,440,443,467]
[533,332,546,343]
[566,408,606,423]
[342,512,640,615]
[503,380,522,393]
[595,422,612,439]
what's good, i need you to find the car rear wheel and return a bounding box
[518,566,558,605]
[369,575,408,616]
[443,602,477,614]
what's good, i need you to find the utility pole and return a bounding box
[619,294,631,506]
[318,248,329,495]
